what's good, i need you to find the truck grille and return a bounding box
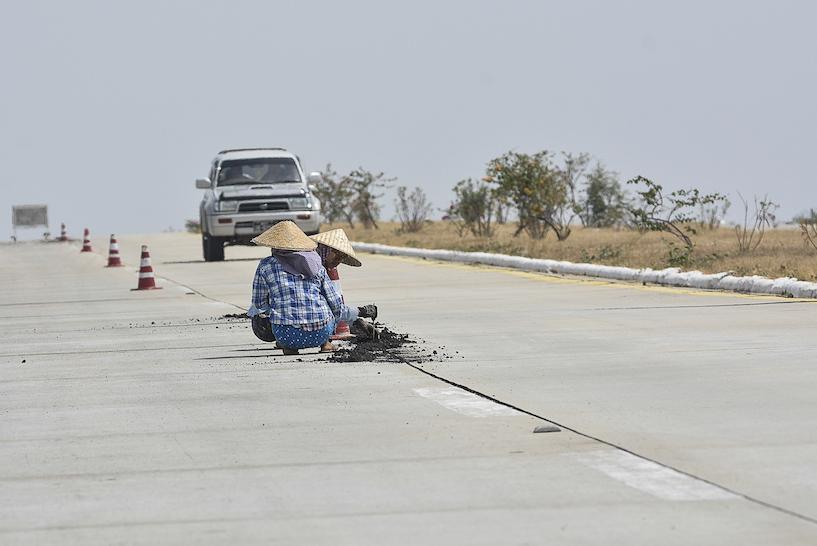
[238,201,289,212]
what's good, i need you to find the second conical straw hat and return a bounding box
[251,221,317,251]
[310,228,361,267]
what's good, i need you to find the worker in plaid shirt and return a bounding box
[246,222,376,354]
[249,256,352,332]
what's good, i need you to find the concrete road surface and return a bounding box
[1,233,816,545]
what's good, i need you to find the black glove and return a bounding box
[357,304,378,320]
[351,318,379,340]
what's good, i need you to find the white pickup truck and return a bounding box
[195,148,322,261]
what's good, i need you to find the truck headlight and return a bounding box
[288,197,310,210]
[215,200,238,212]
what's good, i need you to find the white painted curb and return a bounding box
[352,242,817,299]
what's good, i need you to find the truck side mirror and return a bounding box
[195,178,212,189]
[307,172,322,185]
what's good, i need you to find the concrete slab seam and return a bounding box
[399,360,817,527]
[153,273,247,312]
[0,342,249,359]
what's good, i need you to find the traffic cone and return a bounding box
[105,234,123,267]
[58,223,68,241]
[328,267,353,340]
[80,228,92,252]
[132,245,162,290]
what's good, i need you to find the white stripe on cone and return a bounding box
[132,245,161,290]
[106,235,123,267]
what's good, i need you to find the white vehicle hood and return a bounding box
[216,183,306,200]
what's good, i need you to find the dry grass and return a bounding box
[327,221,817,281]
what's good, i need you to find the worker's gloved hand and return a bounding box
[357,304,378,320]
[351,318,379,340]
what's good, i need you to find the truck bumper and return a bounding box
[206,211,321,239]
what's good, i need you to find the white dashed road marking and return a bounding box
[414,387,520,418]
[572,450,738,501]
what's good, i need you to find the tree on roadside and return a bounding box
[797,209,817,252]
[627,176,727,263]
[485,151,571,240]
[346,168,394,230]
[395,186,433,233]
[311,163,356,227]
[556,152,591,232]
[578,162,629,228]
[449,178,497,237]
[734,193,777,253]
[697,197,731,230]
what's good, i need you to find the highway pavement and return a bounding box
[1,233,816,545]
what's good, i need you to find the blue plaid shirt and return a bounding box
[248,256,355,331]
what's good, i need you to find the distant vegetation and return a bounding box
[185,219,201,233]
[316,150,817,274]
[334,220,817,282]
[188,147,817,276]
[311,166,395,230]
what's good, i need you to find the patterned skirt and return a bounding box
[272,321,335,349]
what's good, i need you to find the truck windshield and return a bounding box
[217,158,301,186]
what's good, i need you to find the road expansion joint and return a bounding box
[400,359,817,527]
[0,342,250,358]
[153,273,246,311]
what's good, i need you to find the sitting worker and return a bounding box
[247,221,376,354]
[311,228,377,321]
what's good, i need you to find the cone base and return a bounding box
[131,286,163,291]
[80,249,92,253]
[105,263,124,267]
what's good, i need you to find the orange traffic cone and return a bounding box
[132,245,162,290]
[58,223,68,242]
[80,228,92,252]
[328,267,354,340]
[105,234,123,267]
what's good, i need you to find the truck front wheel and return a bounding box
[202,234,225,262]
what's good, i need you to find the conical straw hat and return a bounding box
[310,228,361,267]
[251,221,317,251]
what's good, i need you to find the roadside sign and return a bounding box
[12,205,48,228]
[11,204,49,241]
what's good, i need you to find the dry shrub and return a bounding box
[333,220,817,281]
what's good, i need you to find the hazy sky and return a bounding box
[2,1,815,238]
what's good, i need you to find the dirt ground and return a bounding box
[330,221,817,281]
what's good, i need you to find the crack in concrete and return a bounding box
[400,359,817,527]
